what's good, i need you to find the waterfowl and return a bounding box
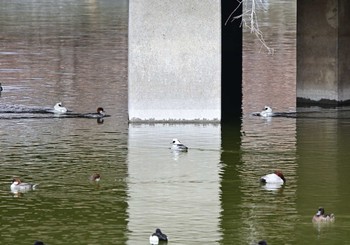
[53,102,67,113]
[11,178,38,194]
[96,107,105,116]
[260,106,273,117]
[82,107,106,118]
[0,83,3,91]
[149,234,159,245]
[260,171,286,184]
[258,241,268,245]
[171,138,188,152]
[312,207,335,222]
[149,228,168,244]
[90,173,101,182]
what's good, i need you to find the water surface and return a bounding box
[1,1,350,245]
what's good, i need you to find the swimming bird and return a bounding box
[11,178,38,194]
[258,241,268,245]
[82,107,107,118]
[53,102,67,113]
[149,228,168,244]
[0,83,3,91]
[171,138,188,152]
[96,107,105,116]
[312,207,335,222]
[90,173,101,182]
[260,171,286,184]
[260,106,273,117]
[149,234,159,245]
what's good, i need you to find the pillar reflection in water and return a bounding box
[220,117,298,244]
[126,123,222,244]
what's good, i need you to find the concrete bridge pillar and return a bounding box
[128,0,221,122]
[297,0,350,105]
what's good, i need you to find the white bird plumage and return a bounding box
[171,138,188,152]
[260,106,273,117]
[149,228,168,244]
[260,171,286,184]
[11,178,38,194]
[53,102,67,113]
[149,234,159,245]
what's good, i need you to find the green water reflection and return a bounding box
[218,114,350,245]
[1,0,350,244]
[220,122,243,244]
[3,115,350,244]
[295,117,350,245]
[0,118,129,245]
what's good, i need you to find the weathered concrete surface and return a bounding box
[297,0,350,105]
[128,0,221,122]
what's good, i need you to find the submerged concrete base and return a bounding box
[297,0,350,106]
[128,0,221,122]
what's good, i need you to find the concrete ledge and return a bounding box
[297,97,350,107]
[128,120,220,124]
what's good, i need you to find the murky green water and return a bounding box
[1,0,350,245]
[0,1,129,244]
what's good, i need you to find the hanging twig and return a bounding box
[225,0,274,54]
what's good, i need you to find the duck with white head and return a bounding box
[260,106,273,117]
[53,102,68,113]
[171,138,188,152]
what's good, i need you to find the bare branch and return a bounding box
[225,0,274,54]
